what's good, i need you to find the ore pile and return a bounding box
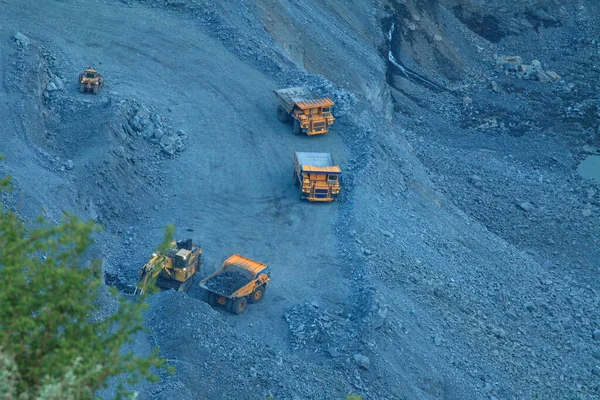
[205,270,249,296]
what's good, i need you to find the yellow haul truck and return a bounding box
[135,239,203,295]
[294,152,341,202]
[199,254,270,314]
[274,87,335,136]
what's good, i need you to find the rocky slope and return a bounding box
[0,0,598,399]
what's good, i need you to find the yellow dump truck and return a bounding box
[294,152,341,202]
[199,254,270,314]
[135,239,202,295]
[274,87,335,136]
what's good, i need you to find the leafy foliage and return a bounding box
[0,167,171,399]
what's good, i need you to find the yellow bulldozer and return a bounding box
[274,87,335,136]
[78,66,104,94]
[134,239,202,295]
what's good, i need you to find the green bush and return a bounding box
[0,164,170,399]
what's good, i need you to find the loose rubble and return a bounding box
[118,101,187,156]
[284,302,358,354]
[496,55,561,82]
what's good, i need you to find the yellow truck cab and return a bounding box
[294,152,341,202]
[274,87,335,136]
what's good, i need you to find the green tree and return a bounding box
[0,164,171,399]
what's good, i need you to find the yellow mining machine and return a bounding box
[274,87,335,135]
[78,66,104,94]
[135,239,202,295]
[293,152,341,201]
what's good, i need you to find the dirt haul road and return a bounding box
[1,0,352,344]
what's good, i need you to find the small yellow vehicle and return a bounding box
[199,254,270,314]
[135,239,202,295]
[78,66,104,94]
[294,151,341,202]
[274,87,335,136]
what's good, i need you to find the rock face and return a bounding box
[449,0,565,42]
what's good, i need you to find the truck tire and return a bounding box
[293,119,302,136]
[92,84,99,95]
[248,286,265,303]
[208,292,218,306]
[79,83,85,93]
[230,297,248,314]
[277,105,290,123]
[200,288,210,303]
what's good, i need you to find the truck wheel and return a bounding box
[79,83,85,93]
[277,105,289,123]
[230,297,248,314]
[293,119,302,135]
[200,288,210,303]
[92,84,99,95]
[208,292,218,306]
[248,286,265,304]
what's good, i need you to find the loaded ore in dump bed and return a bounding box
[274,87,321,111]
[204,269,250,296]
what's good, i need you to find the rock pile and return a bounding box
[141,291,363,399]
[284,302,357,353]
[496,56,561,82]
[22,43,67,105]
[118,101,187,155]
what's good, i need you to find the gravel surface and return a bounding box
[1,0,599,399]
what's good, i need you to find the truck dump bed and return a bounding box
[274,87,334,113]
[294,152,341,173]
[199,254,269,299]
[274,87,319,107]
